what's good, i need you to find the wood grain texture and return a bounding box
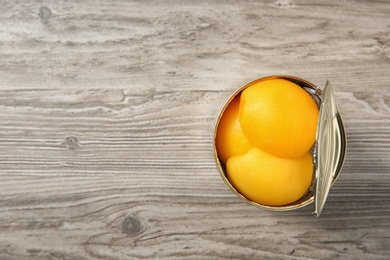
[0,0,389,259]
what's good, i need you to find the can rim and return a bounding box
[213,75,346,212]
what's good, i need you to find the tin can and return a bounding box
[213,76,346,216]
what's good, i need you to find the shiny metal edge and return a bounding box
[313,81,340,217]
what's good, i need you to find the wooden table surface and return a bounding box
[1,0,389,259]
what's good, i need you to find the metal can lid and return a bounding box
[313,81,345,217]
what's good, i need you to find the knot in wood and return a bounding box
[38,6,52,22]
[122,216,143,237]
[64,136,80,150]
[274,0,294,7]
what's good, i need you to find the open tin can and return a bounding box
[213,76,346,217]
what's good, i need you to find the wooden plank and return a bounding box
[0,0,389,91]
[0,88,389,259]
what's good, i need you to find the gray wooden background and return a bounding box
[1,0,389,259]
